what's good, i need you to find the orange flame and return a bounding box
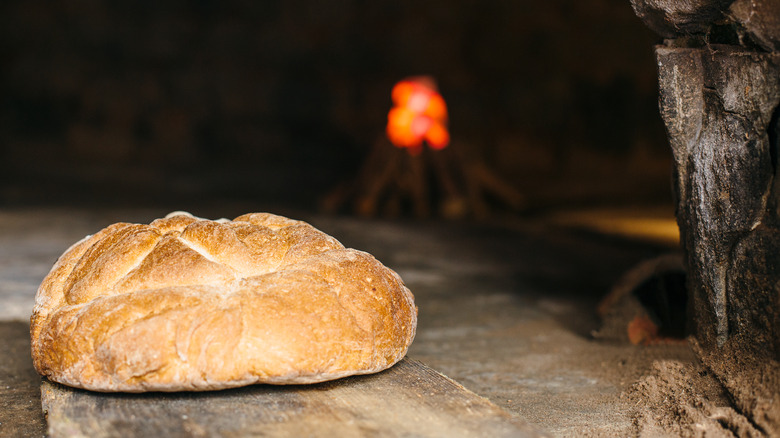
[386,77,449,154]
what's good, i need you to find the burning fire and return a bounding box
[386,77,450,154]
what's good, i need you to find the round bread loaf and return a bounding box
[30,212,417,392]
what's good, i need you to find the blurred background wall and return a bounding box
[0,0,671,211]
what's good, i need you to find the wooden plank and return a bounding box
[41,358,542,438]
[0,321,47,437]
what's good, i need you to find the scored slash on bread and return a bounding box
[30,212,417,392]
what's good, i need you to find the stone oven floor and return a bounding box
[0,205,707,436]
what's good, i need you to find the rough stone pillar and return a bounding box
[632,0,780,433]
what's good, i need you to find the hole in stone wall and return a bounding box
[768,104,780,222]
[633,270,689,339]
[768,104,779,176]
[596,254,689,344]
[707,23,741,46]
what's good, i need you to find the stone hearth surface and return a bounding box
[0,206,693,436]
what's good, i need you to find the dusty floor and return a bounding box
[0,206,743,436]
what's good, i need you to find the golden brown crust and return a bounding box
[30,212,417,392]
